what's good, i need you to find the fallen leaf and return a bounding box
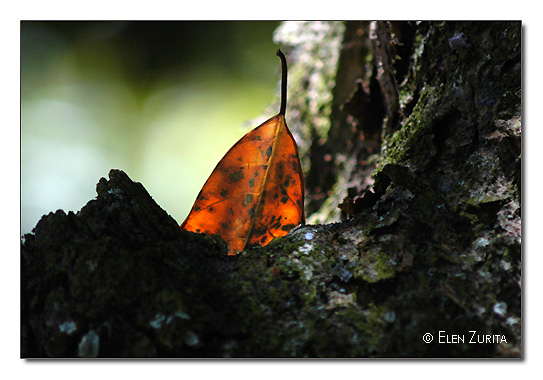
[181,50,305,255]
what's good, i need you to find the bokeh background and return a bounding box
[21,21,282,234]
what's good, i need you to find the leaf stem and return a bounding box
[276,49,287,116]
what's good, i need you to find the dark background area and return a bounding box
[23,21,280,91]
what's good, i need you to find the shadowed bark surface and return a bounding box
[21,21,521,358]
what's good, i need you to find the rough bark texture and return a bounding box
[21,21,521,358]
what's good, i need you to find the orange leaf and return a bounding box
[181,50,305,255]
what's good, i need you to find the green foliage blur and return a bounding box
[21,21,280,234]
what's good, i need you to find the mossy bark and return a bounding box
[22,21,521,358]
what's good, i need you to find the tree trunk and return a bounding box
[21,21,521,358]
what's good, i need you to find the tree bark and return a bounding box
[21,21,521,358]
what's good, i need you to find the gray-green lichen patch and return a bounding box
[78,330,100,358]
[59,321,77,335]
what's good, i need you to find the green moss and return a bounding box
[379,86,438,169]
[352,244,396,283]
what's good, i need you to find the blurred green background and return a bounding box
[21,21,281,234]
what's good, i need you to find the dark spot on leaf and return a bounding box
[281,223,296,232]
[221,222,229,230]
[229,208,235,216]
[266,146,272,158]
[283,175,292,188]
[209,207,214,212]
[220,189,229,198]
[277,163,284,179]
[281,195,289,204]
[249,178,255,188]
[273,192,279,199]
[243,194,254,207]
[254,135,262,141]
[194,205,201,211]
[229,171,244,183]
[261,235,268,243]
[248,207,255,218]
